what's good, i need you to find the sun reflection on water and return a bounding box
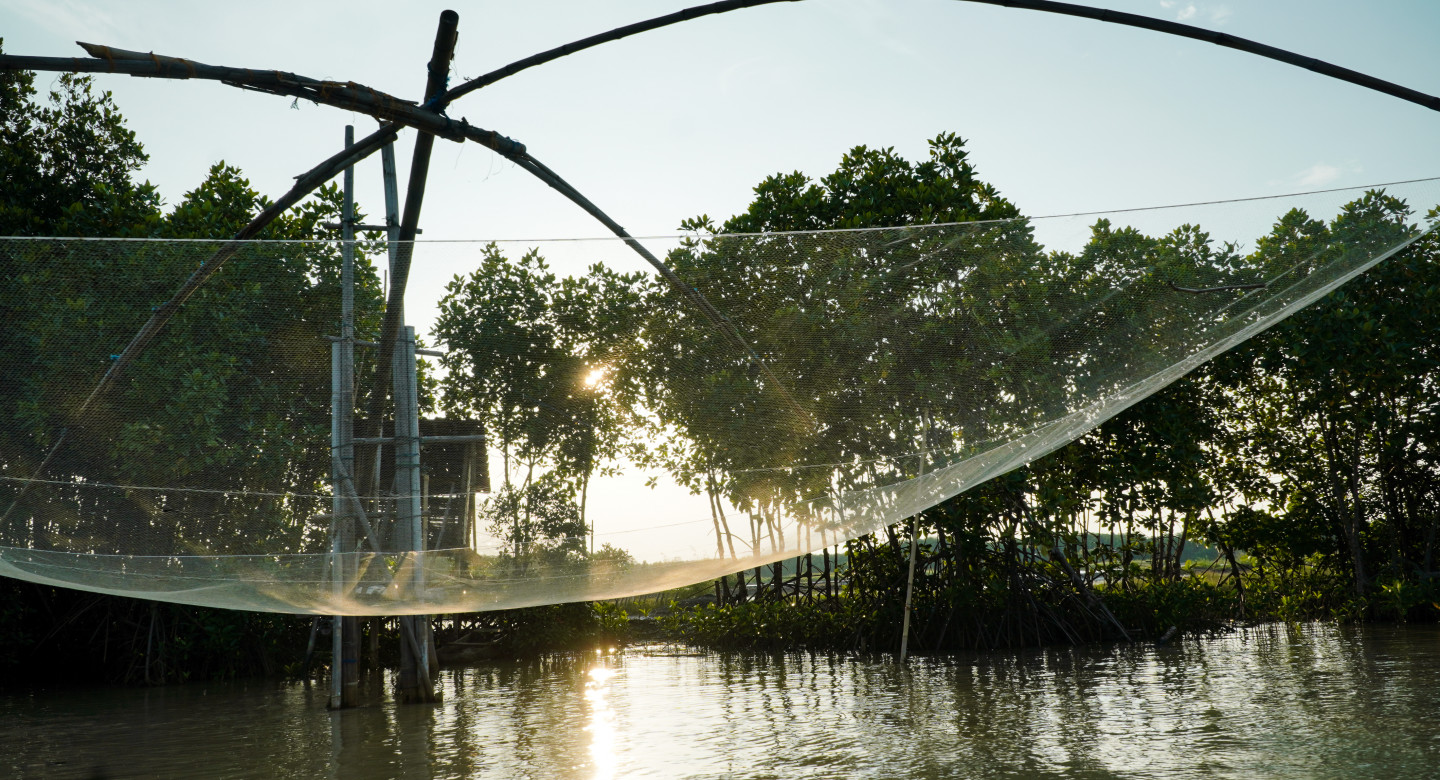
[583,654,620,780]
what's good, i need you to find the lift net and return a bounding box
[2,181,1437,614]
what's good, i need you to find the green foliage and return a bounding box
[0,62,387,556]
[639,134,1039,539]
[0,53,386,682]
[0,43,159,237]
[591,542,635,571]
[435,243,647,557]
[711,131,1019,232]
[660,600,859,650]
[481,476,587,568]
[1210,194,1440,598]
[1105,579,1237,636]
[659,138,1440,655]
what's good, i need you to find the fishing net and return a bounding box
[2,180,1437,614]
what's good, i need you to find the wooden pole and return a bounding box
[394,325,437,703]
[951,0,1440,114]
[368,9,460,434]
[381,140,402,269]
[0,50,527,152]
[338,125,362,707]
[357,139,403,504]
[10,0,1436,118]
[373,9,458,707]
[440,0,799,103]
[329,333,345,710]
[462,443,475,551]
[899,411,931,663]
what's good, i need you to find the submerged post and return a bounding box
[395,325,436,702]
[330,331,345,709]
[384,9,456,706]
[340,125,362,707]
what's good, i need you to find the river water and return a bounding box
[3,622,1437,779]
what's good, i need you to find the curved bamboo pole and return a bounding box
[433,0,1440,115]
[438,0,799,106]
[955,0,1440,114]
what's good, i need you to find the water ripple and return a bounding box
[2,623,1438,779]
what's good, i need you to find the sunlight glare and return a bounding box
[584,664,621,780]
[582,365,610,390]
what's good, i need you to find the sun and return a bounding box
[582,365,610,390]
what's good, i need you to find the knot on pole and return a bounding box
[462,124,526,156]
[422,72,452,112]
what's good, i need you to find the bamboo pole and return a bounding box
[357,139,403,504]
[440,0,798,104]
[11,0,1431,118]
[0,49,526,154]
[381,140,402,276]
[371,10,459,707]
[395,326,437,703]
[953,0,1440,114]
[899,411,931,663]
[330,334,345,710]
[366,10,460,441]
[463,442,476,551]
[338,125,362,707]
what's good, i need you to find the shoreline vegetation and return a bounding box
[2,53,1438,690]
[3,536,1435,690]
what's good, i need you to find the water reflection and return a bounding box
[1,624,1437,779]
[584,657,619,780]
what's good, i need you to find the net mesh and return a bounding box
[2,181,1437,614]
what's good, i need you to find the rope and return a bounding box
[11,174,1436,245]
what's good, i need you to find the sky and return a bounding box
[4,0,1440,560]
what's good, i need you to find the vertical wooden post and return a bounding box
[330,125,360,708]
[339,125,362,706]
[805,553,813,604]
[329,335,345,710]
[823,545,833,600]
[368,8,459,411]
[899,411,931,663]
[395,325,437,703]
[365,24,464,670]
[462,442,475,550]
[381,140,401,291]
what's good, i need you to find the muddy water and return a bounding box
[4,622,1438,779]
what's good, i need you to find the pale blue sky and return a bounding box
[4,0,1439,558]
[5,0,1438,238]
